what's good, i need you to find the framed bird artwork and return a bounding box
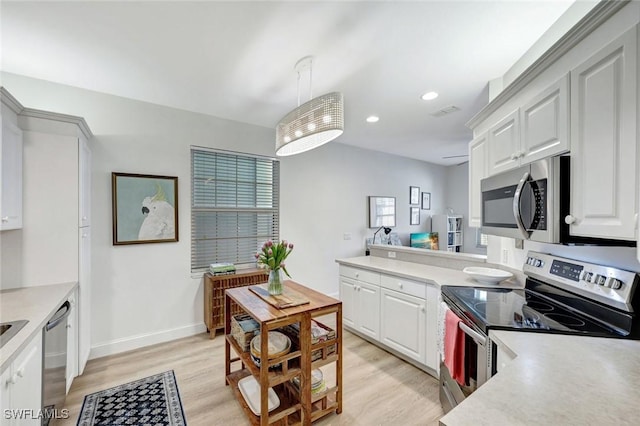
[112,172,179,245]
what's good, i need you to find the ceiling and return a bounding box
[1,1,576,165]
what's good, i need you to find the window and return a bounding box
[476,228,488,248]
[191,147,280,272]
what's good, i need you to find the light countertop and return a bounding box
[440,330,640,425]
[335,256,524,289]
[0,282,77,373]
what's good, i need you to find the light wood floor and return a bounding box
[58,330,444,425]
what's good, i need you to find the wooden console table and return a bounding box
[224,281,343,425]
[204,269,268,338]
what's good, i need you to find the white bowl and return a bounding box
[463,267,513,285]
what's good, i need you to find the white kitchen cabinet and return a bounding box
[519,74,570,165]
[339,276,380,341]
[468,132,488,228]
[66,289,78,393]
[568,25,637,241]
[78,137,91,227]
[494,339,516,375]
[425,284,439,372]
[486,75,569,177]
[380,288,426,364]
[7,104,92,373]
[0,331,43,426]
[487,110,520,175]
[0,112,23,231]
[78,227,91,374]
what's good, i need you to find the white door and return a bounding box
[357,281,380,341]
[487,110,520,175]
[380,289,425,363]
[0,365,12,426]
[468,132,488,228]
[78,227,91,374]
[78,137,91,227]
[66,290,79,393]
[520,74,570,165]
[339,277,357,330]
[569,26,637,240]
[1,118,23,230]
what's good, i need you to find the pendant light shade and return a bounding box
[276,56,344,157]
[276,92,344,156]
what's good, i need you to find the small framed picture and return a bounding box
[410,186,420,205]
[112,172,179,245]
[410,207,420,225]
[421,192,431,210]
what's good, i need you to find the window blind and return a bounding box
[191,148,280,272]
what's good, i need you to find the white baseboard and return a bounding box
[89,322,207,360]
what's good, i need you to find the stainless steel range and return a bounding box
[439,251,640,412]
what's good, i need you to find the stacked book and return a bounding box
[209,262,236,275]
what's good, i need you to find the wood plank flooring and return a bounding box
[57,330,444,425]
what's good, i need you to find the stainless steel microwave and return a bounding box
[481,157,560,243]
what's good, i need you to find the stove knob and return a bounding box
[609,278,623,290]
[595,275,606,286]
[579,270,588,281]
[535,259,543,267]
[584,272,594,282]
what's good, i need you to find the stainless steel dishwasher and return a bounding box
[42,301,70,426]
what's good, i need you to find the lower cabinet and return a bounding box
[339,277,380,340]
[0,331,43,426]
[338,265,440,373]
[380,288,426,364]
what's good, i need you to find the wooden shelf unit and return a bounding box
[204,269,268,338]
[224,281,342,425]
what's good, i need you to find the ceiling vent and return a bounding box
[430,106,460,118]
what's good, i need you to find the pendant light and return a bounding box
[275,56,344,156]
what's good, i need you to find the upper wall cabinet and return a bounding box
[519,75,570,165]
[487,75,570,176]
[1,108,23,231]
[487,110,520,175]
[567,26,637,241]
[468,132,488,228]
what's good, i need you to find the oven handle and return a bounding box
[512,171,532,240]
[459,322,486,347]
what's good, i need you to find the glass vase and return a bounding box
[268,269,284,296]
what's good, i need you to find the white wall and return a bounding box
[444,162,485,255]
[279,142,447,296]
[2,72,448,357]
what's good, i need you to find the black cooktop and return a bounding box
[441,281,633,338]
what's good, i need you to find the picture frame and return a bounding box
[421,192,431,210]
[410,186,420,205]
[410,207,420,225]
[368,196,396,227]
[112,172,179,245]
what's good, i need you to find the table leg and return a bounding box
[300,312,312,425]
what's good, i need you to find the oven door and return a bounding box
[439,298,492,413]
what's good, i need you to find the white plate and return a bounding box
[463,267,513,285]
[238,375,280,415]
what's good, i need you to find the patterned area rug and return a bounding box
[77,370,186,426]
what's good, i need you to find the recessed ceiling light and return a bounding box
[366,116,379,123]
[421,91,439,101]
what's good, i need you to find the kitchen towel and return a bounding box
[444,309,466,386]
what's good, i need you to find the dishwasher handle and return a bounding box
[46,301,71,331]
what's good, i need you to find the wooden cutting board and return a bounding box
[249,284,310,309]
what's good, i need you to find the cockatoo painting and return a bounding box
[138,184,176,240]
